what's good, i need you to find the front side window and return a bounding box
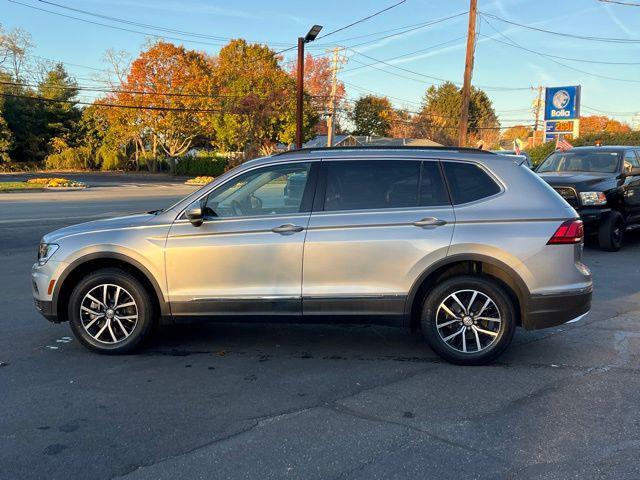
[537,151,620,174]
[623,151,640,172]
[443,161,501,204]
[323,160,420,212]
[202,162,311,218]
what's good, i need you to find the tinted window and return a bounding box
[324,160,419,211]
[537,151,620,173]
[443,162,501,204]
[419,161,449,206]
[203,163,311,218]
[623,150,640,171]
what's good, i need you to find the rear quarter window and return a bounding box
[443,162,501,204]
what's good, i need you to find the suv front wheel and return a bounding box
[68,268,155,354]
[421,275,516,365]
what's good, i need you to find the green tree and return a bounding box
[350,95,394,136]
[38,63,81,146]
[211,39,317,154]
[0,114,12,162]
[415,81,500,147]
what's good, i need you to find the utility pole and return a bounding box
[532,86,544,147]
[327,47,347,147]
[295,25,323,149]
[458,0,477,147]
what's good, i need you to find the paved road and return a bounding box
[1,182,639,480]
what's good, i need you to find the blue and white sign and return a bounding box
[544,86,581,120]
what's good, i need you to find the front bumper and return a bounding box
[524,285,592,330]
[32,260,66,323]
[576,207,611,231]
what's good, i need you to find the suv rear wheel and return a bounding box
[421,275,516,365]
[68,268,155,354]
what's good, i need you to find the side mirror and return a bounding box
[185,205,203,227]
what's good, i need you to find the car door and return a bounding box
[302,158,455,324]
[165,161,318,318]
[625,150,640,223]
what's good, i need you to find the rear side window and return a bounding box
[419,161,449,206]
[323,160,419,211]
[443,162,501,204]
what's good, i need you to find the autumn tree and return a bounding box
[501,125,532,144]
[105,41,215,170]
[389,109,417,138]
[415,81,500,147]
[288,54,345,134]
[350,95,394,136]
[580,115,631,135]
[212,39,317,154]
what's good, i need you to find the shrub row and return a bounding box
[175,154,228,177]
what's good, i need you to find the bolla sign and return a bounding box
[544,86,580,120]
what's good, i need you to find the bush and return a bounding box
[0,161,42,172]
[97,145,126,171]
[175,152,228,177]
[45,146,94,170]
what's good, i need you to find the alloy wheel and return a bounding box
[435,289,502,354]
[79,283,138,344]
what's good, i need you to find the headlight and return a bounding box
[579,191,607,206]
[38,243,59,265]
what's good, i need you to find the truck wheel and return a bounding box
[68,268,156,354]
[598,211,624,252]
[420,275,516,365]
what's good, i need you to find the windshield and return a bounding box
[537,151,620,174]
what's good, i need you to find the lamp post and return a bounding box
[296,24,323,149]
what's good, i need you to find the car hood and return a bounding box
[537,171,614,188]
[43,213,155,243]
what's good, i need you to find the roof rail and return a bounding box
[273,146,496,156]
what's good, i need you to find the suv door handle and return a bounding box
[413,217,447,227]
[272,224,304,234]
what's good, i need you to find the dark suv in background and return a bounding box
[537,146,640,251]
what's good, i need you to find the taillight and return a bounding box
[547,220,584,245]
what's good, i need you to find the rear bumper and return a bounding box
[524,285,592,330]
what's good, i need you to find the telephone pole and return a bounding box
[532,85,544,147]
[327,47,347,147]
[458,0,477,147]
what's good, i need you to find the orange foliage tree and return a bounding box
[580,115,631,135]
[104,41,215,169]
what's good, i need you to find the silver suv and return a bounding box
[32,147,592,364]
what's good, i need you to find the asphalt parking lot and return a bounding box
[1,176,640,480]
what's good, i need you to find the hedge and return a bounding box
[528,131,640,166]
[175,153,228,177]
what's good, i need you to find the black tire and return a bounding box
[420,275,516,365]
[68,268,156,354]
[598,211,625,252]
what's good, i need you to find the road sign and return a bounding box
[544,86,581,120]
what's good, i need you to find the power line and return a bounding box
[316,0,408,40]
[346,46,531,91]
[598,0,640,5]
[481,11,640,43]
[34,0,294,46]
[480,17,640,84]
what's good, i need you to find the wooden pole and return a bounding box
[458,0,477,147]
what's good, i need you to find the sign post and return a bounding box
[543,86,581,144]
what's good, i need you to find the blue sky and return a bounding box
[4,0,640,128]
